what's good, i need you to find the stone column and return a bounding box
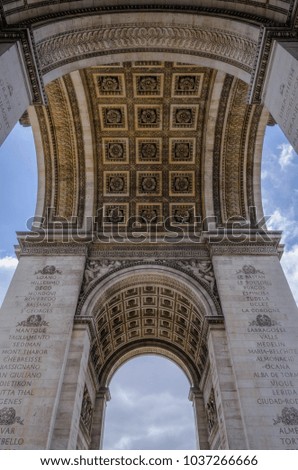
[189,387,210,449]
[0,42,33,144]
[50,324,91,449]
[0,245,86,449]
[207,322,247,449]
[211,242,298,449]
[90,387,111,450]
[262,41,298,153]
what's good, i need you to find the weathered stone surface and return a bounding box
[263,41,298,153]
[213,255,298,449]
[0,43,31,145]
[0,256,85,449]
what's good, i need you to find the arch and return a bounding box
[79,264,221,381]
[101,342,198,389]
[32,12,260,85]
[0,1,297,452]
[26,58,270,232]
[102,353,197,450]
[76,264,220,450]
[79,263,221,318]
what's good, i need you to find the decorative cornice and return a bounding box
[3,4,287,28]
[249,26,298,104]
[0,27,46,105]
[89,243,210,259]
[35,23,257,76]
[17,240,88,257]
[73,315,97,340]
[210,243,279,257]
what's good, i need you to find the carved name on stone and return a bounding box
[236,264,298,448]
[0,266,61,448]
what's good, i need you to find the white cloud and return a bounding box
[266,208,298,244]
[0,256,18,307]
[278,143,295,170]
[0,256,18,269]
[261,169,269,180]
[103,356,196,450]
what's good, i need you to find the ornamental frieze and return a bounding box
[36,24,257,74]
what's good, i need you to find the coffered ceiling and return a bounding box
[82,62,213,230]
[31,60,269,234]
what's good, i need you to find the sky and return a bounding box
[0,121,298,450]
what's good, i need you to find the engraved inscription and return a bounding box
[236,264,298,448]
[0,266,61,447]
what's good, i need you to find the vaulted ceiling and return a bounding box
[30,61,269,233]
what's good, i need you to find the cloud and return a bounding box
[266,208,298,245]
[103,356,196,450]
[261,169,269,180]
[0,256,18,306]
[278,143,295,170]
[0,256,18,269]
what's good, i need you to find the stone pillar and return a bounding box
[262,41,298,153]
[0,246,86,449]
[0,42,33,144]
[189,387,210,450]
[211,242,298,449]
[50,324,91,449]
[90,387,111,450]
[207,322,247,449]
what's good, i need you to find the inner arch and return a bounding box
[103,354,197,450]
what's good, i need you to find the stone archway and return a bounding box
[48,265,246,450]
[0,3,298,451]
[102,353,197,450]
[1,7,297,150]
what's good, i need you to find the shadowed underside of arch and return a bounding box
[1,2,297,452]
[30,60,269,233]
[76,268,221,387]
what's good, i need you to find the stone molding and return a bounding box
[1,3,290,27]
[35,23,257,76]
[249,26,298,104]
[0,28,46,104]
[210,243,279,256]
[89,244,210,259]
[45,75,86,224]
[17,241,88,257]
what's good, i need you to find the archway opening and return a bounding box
[102,355,196,450]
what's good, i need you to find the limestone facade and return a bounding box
[0,2,298,450]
